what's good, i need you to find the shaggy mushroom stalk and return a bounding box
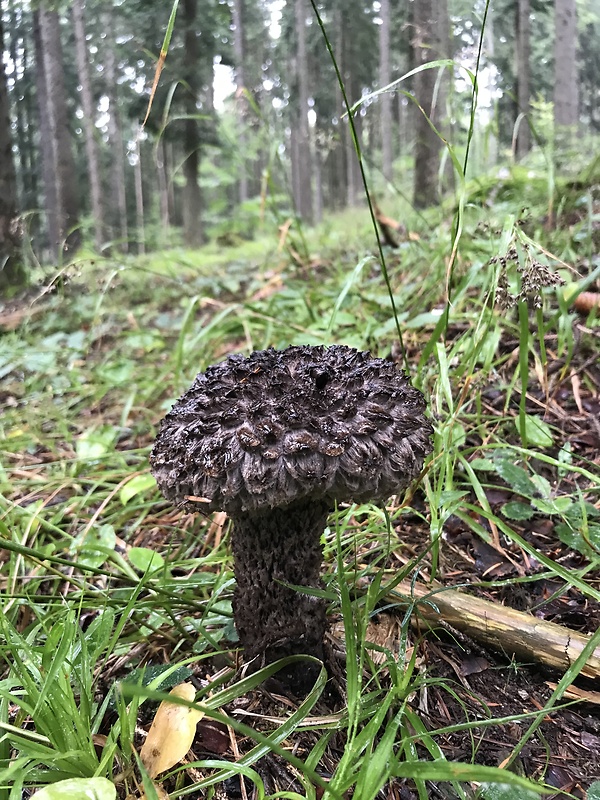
[230,500,330,687]
[150,345,432,692]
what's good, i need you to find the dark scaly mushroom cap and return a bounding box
[150,345,432,515]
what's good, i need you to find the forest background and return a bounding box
[0,0,596,276]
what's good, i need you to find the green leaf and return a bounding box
[76,425,119,461]
[551,496,573,514]
[494,461,537,498]
[588,781,600,800]
[405,311,446,328]
[393,760,542,794]
[501,501,534,521]
[96,361,135,385]
[565,501,600,521]
[327,255,373,334]
[73,524,117,568]
[470,458,495,471]
[532,495,573,515]
[129,547,165,573]
[556,522,600,563]
[34,777,116,800]
[530,498,555,515]
[478,782,541,800]
[530,473,551,499]
[451,423,466,446]
[120,474,157,505]
[439,490,469,505]
[124,664,194,692]
[516,415,554,448]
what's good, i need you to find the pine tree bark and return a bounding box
[554,0,578,133]
[103,7,128,252]
[437,0,454,193]
[379,0,393,183]
[232,0,248,204]
[7,6,29,207]
[516,0,531,158]
[332,5,347,210]
[290,124,300,214]
[19,12,39,215]
[32,9,59,255]
[72,0,105,252]
[312,136,323,224]
[412,0,443,209]
[134,130,145,255]
[0,18,25,293]
[38,5,81,257]
[157,139,171,239]
[182,0,203,247]
[294,0,312,222]
[343,41,361,206]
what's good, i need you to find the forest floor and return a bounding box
[1,188,600,799]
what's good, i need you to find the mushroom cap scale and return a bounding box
[150,344,433,515]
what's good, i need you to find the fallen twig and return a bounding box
[386,580,600,680]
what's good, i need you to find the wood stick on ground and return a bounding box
[386,580,600,680]
[372,201,406,248]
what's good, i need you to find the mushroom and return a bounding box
[150,345,432,692]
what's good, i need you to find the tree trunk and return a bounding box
[232,0,248,204]
[7,5,28,208]
[343,26,361,208]
[32,9,59,256]
[312,133,323,224]
[379,0,393,184]
[330,6,345,210]
[72,0,105,252]
[20,12,40,220]
[481,5,498,167]
[167,142,176,225]
[38,5,81,257]
[290,124,300,214]
[182,0,203,247]
[134,130,145,255]
[294,0,312,223]
[437,0,455,193]
[554,0,578,134]
[0,18,25,293]
[157,139,171,240]
[103,7,128,252]
[516,0,531,158]
[412,0,443,209]
[346,125,363,206]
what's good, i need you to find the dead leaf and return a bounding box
[139,785,169,800]
[140,683,204,778]
[197,718,230,754]
[458,656,490,677]
[364,613,403,666]
[546,681,600,705]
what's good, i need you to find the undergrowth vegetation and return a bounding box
[2,98,600,800]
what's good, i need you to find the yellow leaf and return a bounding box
[140,683,204,778]
[139,785,169,800]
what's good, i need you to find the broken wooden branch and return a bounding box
[385,580,600,681]
[372,200,406,248]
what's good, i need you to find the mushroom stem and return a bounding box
[230,499,330,691]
